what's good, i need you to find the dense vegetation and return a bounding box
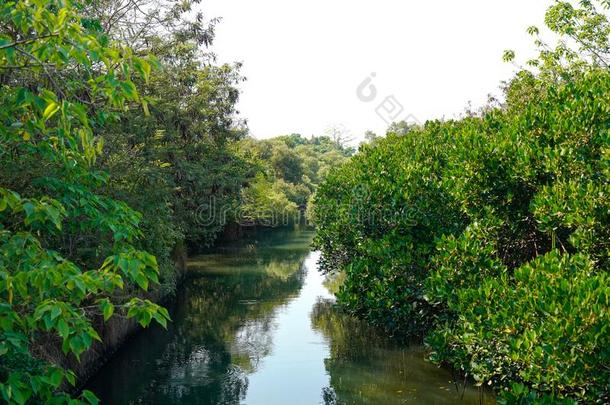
[238,134,353,227]
[0,0,348,403]
[313,1,609,403]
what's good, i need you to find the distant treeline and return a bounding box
[237,134,353,230]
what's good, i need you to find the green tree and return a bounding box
[0,1,169,403]
[89,0,249,252]
[363,130,379,144]
[270,143,305,184]
[386,120,417,135]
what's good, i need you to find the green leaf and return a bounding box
[49,369,63,389]
[81,390,99,405]
[142,99,150,116]
[100,299,114,321]
[42,101,60,122]
[57,319,70,339]
[134,273,148,291]
[50,305,61,320]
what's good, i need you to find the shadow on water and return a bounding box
[85,228,494,404]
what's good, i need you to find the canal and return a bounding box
[85,229,493,404]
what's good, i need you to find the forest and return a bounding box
[1,0,609,404]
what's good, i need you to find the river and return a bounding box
[85,229,494,404]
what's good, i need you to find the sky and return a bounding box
[202,0,551,144]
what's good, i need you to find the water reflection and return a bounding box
[85,229,494,404]
[311,300,494,404]
[86,229,313,404]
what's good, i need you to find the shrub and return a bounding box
[313,54,609,405]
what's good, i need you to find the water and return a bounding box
[85,229,494,404]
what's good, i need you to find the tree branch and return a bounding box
[0,33,59,50]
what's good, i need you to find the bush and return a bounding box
[313,121,468,336]
[313,65,609,403]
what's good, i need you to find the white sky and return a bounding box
[202,0,550,143]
